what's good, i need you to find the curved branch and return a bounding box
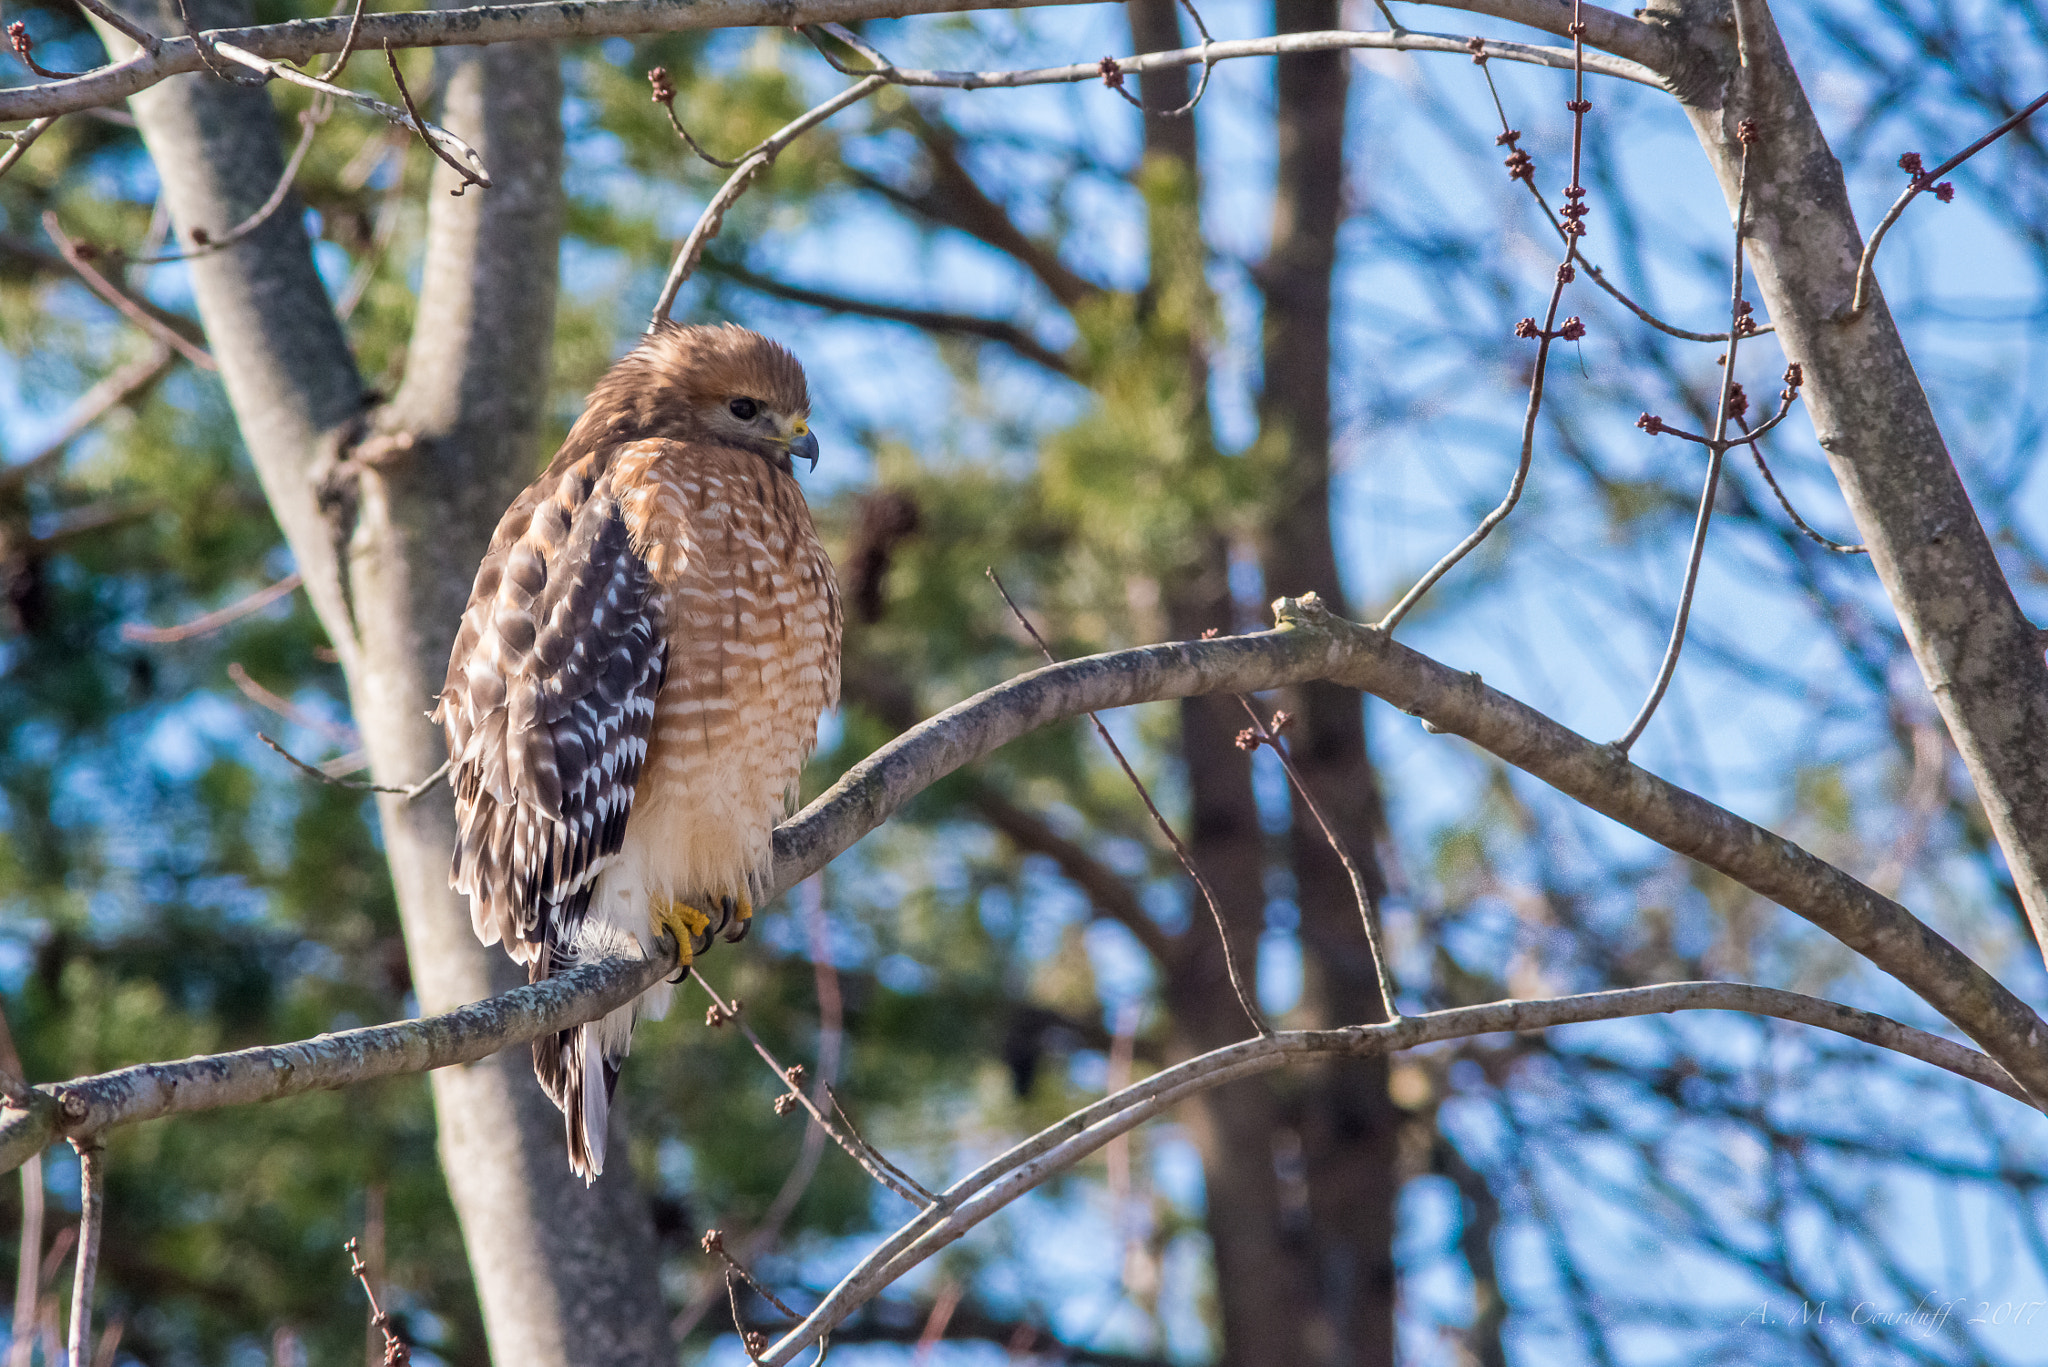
[758,978,2029,1364]
[769,597,2048,1102]
[0,4,1665,124]
[6,601,2044,1175]
[0,0,1092,122]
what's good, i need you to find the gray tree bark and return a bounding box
[108,5,674,1360]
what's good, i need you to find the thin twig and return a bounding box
[381,42,488,194]
[1847,85,2048,319]
[131,103,329,262]
[689,970,936,1205]
[70,0,161,56]
[195,38,489,191]
[1376,7,1596,633]
[702,1230,802,1321]
[345,1237,411,1365]
[235,663,359,748]
[65,1139,103,1367]
[1233,699,1399,1021]
[646,66,742,168]
[987,568,1269,1038]
[9,22,85,79]
[176,0,265,86]
[0,116,58,182]
[1151,0,1217,118]
[1740,426,1865,554]
[122,571,303,643]
[41,211,217,371]
[650,73,888,325]
[1475,50,1768,343]
[257,732,449,801]
[1612,123,1758,754]
[671,880,841,1342]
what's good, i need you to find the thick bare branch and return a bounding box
[770,599,2048,1101]
[0,948,672,1172]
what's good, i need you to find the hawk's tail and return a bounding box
[534,1021,623,1183]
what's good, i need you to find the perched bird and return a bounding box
[435,323,842,1180]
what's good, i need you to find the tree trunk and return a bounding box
[1654,0,2048,959]
[1257,7,1399,1363]
[113,10,675,1360]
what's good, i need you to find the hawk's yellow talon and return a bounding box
[651,899,713,966]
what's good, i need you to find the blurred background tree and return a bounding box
[4,1,2048,1364]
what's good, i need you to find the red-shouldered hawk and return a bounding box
[435,322,841,1180]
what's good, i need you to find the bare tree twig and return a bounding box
[651,74,888,324]
[234,664,358,747]
[0,117,58,182]
[122,571,304,643]
[65,1139,103,1367]
[988,569,1269,1038]
[192,38,490,190]
[1375,3,1597,633]
[131,104,329,262]
[1737,418,1865,555]
[1613,122,1758,753]
[257,731,448,800]
[672,881,841,1341]
[40,212,217,370]
[72,0,161,56]
[1847,85,2048,319]
[689,970,935,1204]
[753,978,2033,1365]
[1472,48,1767,342]
[1234,699,1399,1019]
[381,42,488,194]
[802,20,1661,91]
[345,1236,411,1364]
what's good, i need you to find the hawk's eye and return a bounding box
[728,397,759,421]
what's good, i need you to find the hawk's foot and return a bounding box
[719,892,754,944]
[651,899,715,982]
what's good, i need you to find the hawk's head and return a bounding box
[567,321,819,472]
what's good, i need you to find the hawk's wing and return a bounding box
[436,451,668,976]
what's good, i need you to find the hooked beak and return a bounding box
[790,428,820,472]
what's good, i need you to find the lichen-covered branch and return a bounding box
[0,949,671,1173]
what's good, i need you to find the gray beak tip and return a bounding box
[791,430,821,472]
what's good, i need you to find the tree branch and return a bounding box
[6,602,2042,1173]
[0,0,1097,121]
[769,598,2048,1101]
[0,948,673,1172]
[757,978,2028,1365]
